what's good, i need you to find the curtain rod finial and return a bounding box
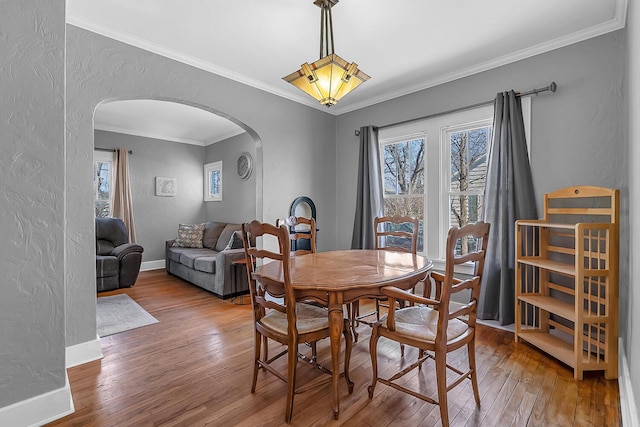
[549,82,557,92]
[355,130,360,136]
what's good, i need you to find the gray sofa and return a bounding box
[165,221,249,299]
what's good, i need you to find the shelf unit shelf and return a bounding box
[515,186,619,380]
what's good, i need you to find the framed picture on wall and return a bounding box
[204,161,222,201]
[156,176,177,197]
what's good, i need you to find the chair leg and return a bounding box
[468,341,481,407]
[342,318,354,393]
[367,324,381,399]
[285,341,298,423]
[375,299,381,321]
[263,335,269,367]
[251,331,261,393]
[347,301,359,343]
[435,350,450,427]
[397,300,405,357]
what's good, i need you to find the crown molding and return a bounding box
[94,123,246,146]
[94,123,205,146]
[66,13,328,113]
[68,0,627,117]
[205,128,246,145]
[332,0,627,114]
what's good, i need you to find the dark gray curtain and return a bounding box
[351,126,384,249]
[478,91,538,325]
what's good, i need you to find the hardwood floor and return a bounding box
[48,270,621,426]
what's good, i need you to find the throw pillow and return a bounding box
[173,223,205,248]
[215,223,242,251]
[224,231,244,250]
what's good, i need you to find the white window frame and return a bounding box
[204,161,223,202]
[439,118,493,260]
[379,98,531,274]
[93,150,115,217]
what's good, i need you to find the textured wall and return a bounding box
[94,130,207,261]
[205,133,257,224]
[66,25,337,347]
[0,0,66,407]
[625,0,640,415]
[336,31,628,332]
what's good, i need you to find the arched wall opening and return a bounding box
[92,98,263,269]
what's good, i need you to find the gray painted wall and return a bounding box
[205,133,257,224]
[335,27,630,374]
[94,130,207,261]
[0,0,66,407]
[625,0,640,416]
[65,25,337,348]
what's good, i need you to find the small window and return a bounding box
[204,161,222,201]
[94,150,115,217]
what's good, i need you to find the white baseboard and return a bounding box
[0,372,74,427]
[66,335,103,368]
[620,338,640,427]
[140,259,165,271]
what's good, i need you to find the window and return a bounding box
[94,150,115,217]
[204,161,222,201]
[381,137,425,252]
[444,121,492,255]
[379,100,530,266]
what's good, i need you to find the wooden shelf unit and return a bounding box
[515,186,619,380]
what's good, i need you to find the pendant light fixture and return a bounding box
[283,0,370,107]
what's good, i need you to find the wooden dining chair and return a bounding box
[276,216,317,255]
[241,220,352,423]
[350,215,420,343]
[367,221,490,427]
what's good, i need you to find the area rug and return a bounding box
[97,294,159,337]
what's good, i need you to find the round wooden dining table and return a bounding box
[254,249,433,419]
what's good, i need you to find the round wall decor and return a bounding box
[237,152,253,180]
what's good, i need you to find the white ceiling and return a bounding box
[72,0,627,145]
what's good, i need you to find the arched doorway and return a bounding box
[92,98,263,269]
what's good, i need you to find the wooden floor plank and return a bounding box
[47,270,621,426]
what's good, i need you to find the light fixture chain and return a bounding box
[319,2,325,58]
[319,0,335,59]
[327,1,334,55]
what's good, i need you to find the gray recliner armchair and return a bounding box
[95,217,144,292]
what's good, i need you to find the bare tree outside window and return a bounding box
[381,138,425,251]
[94,161,112,217]
[448,126,491,254]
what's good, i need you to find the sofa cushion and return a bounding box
[173,223,205,248]
[166,246,196,263]
[179,249,217,269]
[194,256,217,274]
[216,224,242,252]
[203,221,227,249]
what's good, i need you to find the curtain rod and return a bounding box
[355,81,557,136]
[95,147,133,155]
